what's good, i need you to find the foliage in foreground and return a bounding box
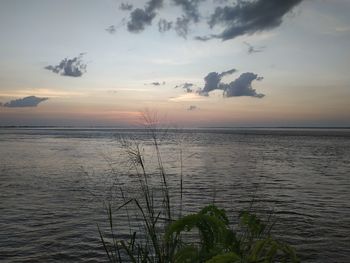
[98,112,299,263]
[100,203,299,263]
[165,205,299,263]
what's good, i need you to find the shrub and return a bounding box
[98,114,299,262]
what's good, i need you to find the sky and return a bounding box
[0,0,349,127]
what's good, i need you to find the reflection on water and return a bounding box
[0,128,349,262]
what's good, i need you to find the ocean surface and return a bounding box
[0,128,349,262]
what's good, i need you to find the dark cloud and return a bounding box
[147,81,166,86]
[3,96,48,108]
[106,25,117,34]
[244,41,265,54]
[147,0,164,10]
[106,19,127,34]
[175,82,194,93]
[198,68,237,96]
[220,68,237,77]
[213,0,229,4]
[120,0,302,41]
[172,0,203,23]
[127,0,163,32]
[199,72,221,96]
[120,2,133,11]
[197,69,264,98]
[175,16,191,38]
[222,72,264,98]
[204,0,303,41]
[158,19,173,32]
[194,35,213,41]
[124,0,202,37]
[45,53,87,77]
[172,0,204,38]
[127,9,155,32]
[187,105,197,111]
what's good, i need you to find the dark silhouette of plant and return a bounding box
[98,111,299,263]
[166,205,299,263]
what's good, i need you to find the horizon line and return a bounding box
[0,125,350,129]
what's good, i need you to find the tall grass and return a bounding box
[98,113,299,263]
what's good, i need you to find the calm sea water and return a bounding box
[0,128,349,262]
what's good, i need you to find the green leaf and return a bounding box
[174,245,200,263]
[206,252,241,263]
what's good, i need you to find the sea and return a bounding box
[0,128,349,262]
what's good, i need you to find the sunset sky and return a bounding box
[0,0,349,127]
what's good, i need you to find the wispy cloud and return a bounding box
[105,25,117,34]
[173,0,202,23]
[187,105,198,111]
[169,92,206,102]
[0,89,83,98]
[146,81,166,86]
[175,16,191,38]
[244,41,265,54]
[119,2,133,11]
[175,82,194,93]
[335,26,350,32]
[45,53,87,77]
[2,96,48,108]
[158,19,172,32]
[167,0,204,38]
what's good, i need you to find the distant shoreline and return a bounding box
[1,126,350,129]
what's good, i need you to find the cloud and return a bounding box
[175,82,194,93]
[106,25,117,34]
[45,53,87,77]
[120,2,133,11]
[173,0,203,23]
[3,96,48,108]
[198,68,237,96]
[128,9,155,32]
[244,41,265,54]
[203,0,303,41]
[222,72,264,98]
[169,92,205,102]
[123,0,203,37]
[196,69,264,98]
[172,0,204,38]
[127,0,163,32]
[153,81,165,85]
[0,89,83,98]
[146,81,166,86]
[120,0,302,41]
[194,35,213,41]
[158,19,172,32]
[187,105,197,111]
[173,0,203,22]
[199,72,221,95]
[220,68,237,77]
[175,16,191,38]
